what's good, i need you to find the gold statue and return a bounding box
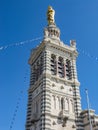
[47,6,55,25]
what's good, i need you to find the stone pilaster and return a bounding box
[56,55,58,76]
[43,50,51,75]
[72,58,78,82]
[40,50,51,130]
[64,60,66,78]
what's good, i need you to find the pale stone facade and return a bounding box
[25,6,98,130]
[81,110,98,130]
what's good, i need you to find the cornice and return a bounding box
[45,39,78,56]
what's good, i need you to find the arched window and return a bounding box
[36,61,40,81]
[30,54,44,85]
[61,98,64,110]
[51,54,56,75]
[65,98,69,111]
[66,59,72,80]
[58,57,64,78]
[39,56,43,75]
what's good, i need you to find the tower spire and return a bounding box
[44,6,60,41]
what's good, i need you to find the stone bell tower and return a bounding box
[25,6,82,130]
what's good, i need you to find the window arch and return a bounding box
[36,61,40,81]
[61,98,64,110]
[66,59,72,80]
[51,54,56,75]
[39,56,43,75]
[30,54,44,85]
[58,57,64,78]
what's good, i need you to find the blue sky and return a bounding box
[0,0,98,130]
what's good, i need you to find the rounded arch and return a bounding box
[66,59,72,80]
[51,54,56,75]
[58,56,64,78]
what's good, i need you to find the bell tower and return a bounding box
[25,6,82,130]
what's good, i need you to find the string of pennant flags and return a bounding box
[0,37,98,62]
[77,47,98,62]
[0,37,42,51]
[9,69,29,130]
